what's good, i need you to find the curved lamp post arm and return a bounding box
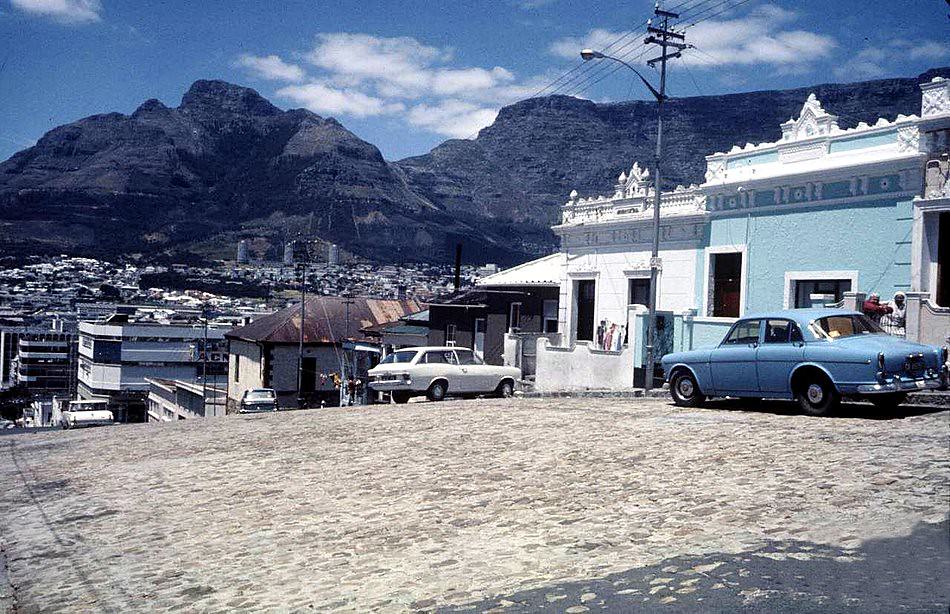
[580,49,665,102]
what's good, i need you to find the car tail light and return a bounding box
[942,347,949,365]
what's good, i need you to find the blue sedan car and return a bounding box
[661,309,949,415]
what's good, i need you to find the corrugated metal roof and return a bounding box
[225,297,421,344]
[476,253,561,287]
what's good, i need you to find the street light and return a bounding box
[580,50,665,102]
[580,44,670,391]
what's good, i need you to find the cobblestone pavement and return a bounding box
[0,398,947,613]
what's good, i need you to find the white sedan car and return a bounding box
[368,346,521,403]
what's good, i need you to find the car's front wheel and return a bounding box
[796,376,840,416]
[426,381,447,402]
[869,392,907,411]
[496,379,514,398]
[671,371,705,407]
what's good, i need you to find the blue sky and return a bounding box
[0,0,947,162]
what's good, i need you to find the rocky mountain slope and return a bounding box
[1,69,946,264]
[0,80,520,263]
[395,68,950,243]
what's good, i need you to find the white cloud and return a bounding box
[548,28,629,60]
[305,32,446,93]
[248,32,549,139]
[902,40,949,61]
[235,54,304,82]
[548,5,834,72]
[10,0,101,23]
[683,5,835,70]
[833,39,949,80]
[263,32,544,137]
[407,100,499,139]
[276,81,405,118]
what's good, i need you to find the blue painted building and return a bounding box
[699,92,924,317]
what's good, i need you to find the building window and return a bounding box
[709,252,743,318]
[445,324,457,345]
[508,302,522,332]
[793,279,852,308]
[542,300,559,333]
[574,279,596,342]
[92,340,121,365]
[233,355,240,382]
[628,278,651,307]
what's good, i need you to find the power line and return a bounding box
[558,0,731,99]
[566,0,756,101]
[552,0,717,98]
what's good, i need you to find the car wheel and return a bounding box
[869,392,907,411]
[796,376,840,416]
[496,380,514,398]
[426,381,447,402]
[392,392,412,404]
[671,371,705,407]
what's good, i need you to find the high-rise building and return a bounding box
[15,331,77,396]
[237,240,249,264]
[283,242,294,265]
[328,243,340,266]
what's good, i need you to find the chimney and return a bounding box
[453,243,462,291]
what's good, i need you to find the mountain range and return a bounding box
[1,68,947,265]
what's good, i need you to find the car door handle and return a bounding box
[749,342,759,349]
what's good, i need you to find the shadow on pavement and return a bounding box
[440,519,949,613]
[700,398,947,420]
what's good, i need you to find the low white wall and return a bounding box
[534,337,635,391]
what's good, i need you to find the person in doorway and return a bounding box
[862,293,892,324]
[881,292,906,336]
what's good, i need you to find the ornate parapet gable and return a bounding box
[921,77,949,119]
[701,92,924,190]
[560,165,706,228]
[780,93,839,141]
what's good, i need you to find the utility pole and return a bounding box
[341,295,355,408]
[642,4,686,391]
[296,239,307,408]
[201,303,209,417]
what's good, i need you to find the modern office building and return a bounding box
[77,313,228,422]
[15,331,77,396]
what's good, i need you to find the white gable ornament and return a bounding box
[896,125,920,153]
[781,93,840,142]
[920,77,950,118]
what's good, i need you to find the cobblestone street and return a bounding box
[1,397,947,612]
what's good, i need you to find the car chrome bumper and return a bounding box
[368,380,412,391]
[857,376,943,394]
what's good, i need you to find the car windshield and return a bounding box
[379,350,417,364]
[810,314,884,340]
[246,390,275,401]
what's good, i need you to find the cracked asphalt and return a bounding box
[0,397,947,612]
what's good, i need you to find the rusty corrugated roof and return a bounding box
[225,297,421,344]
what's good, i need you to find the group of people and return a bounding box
[862,292,906,335]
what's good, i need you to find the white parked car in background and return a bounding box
[368,346,521,403]
[61,400,114,429]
